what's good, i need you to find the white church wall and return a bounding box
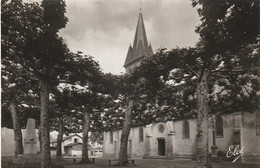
[115,130,121,157]
[241,111,260,157]
[173,119,197,156]
[103,131,114,157]
[213,114,235,152]
[103,111,260,159]
[129,127,145,157]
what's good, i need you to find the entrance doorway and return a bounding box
[158,138,165,156]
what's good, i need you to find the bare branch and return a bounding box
[211,67,227,74]
[242,85,251,96]
[211,74,228,79]
[185,66,199,78]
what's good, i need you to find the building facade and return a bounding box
[50,134,103,157]
[50,134,83,156]
[102,10,260,162]
[103,111,260,161]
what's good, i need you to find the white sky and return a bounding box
[59,0,200,75]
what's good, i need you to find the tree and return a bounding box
[118,98,133,166]
[101,74,131,166]
[189,1,259,167]
[61,52,104,163]
[131,43,258,167]
[89,131,103,145]
[103,72,170,166]
[108,74,154,166]
[22,0,68,166]
[49,88,73,159]
[1,0,43,156]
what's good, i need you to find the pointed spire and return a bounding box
[124,45,133,67]
[133,12,148,52]
[124,11,152,68]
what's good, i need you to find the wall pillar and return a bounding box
[114,141,118,158]
[167,131,175,158]
[145,135,152,156]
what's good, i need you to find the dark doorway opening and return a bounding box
[158,138,165,156]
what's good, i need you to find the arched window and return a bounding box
[216,115,223,137]
[139,127,144,142]
[257,110,260,135]
[110,132,113,143]
[182,120,190,139]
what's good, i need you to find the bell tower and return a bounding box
[123,9,153,74]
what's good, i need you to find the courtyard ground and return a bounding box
[63,158,260,168]
[2,156,259,168]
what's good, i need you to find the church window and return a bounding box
[74,138,78,143]
[182,120,190,139]
[139,127,144,142]
[234,115,241,131]
[257,110,260,135]
[216,115,223,137]
[158,124,165,133]
[110,132,113,144]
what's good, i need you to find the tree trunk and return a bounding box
[40,80,51,168]
[39,125,42,153]
[80,110,91,163]
[118,99,133,166]
[195,72,211,168]
[56,118,63,159]
[9,96,24,156]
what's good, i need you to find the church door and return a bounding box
[158,139,165,156]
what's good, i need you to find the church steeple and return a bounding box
[124,10,153,71]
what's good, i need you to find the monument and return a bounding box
[13,118,40,166]
[24,118,37,154]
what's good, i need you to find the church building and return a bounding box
[103,10,260,162]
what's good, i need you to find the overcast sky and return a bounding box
[59,0,201,75]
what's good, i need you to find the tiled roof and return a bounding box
[64,142,82,147]
[50,134,82,143]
